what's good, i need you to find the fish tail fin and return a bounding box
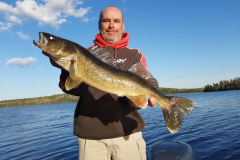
[156,96,196,134]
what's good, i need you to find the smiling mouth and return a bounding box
[106,29,116,32]
[106,32,117,35]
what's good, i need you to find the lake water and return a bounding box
[0,90,239,160]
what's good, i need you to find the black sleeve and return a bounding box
[60,69,87,96]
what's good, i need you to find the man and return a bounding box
[44,6,156,160]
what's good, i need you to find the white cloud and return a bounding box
[6,57,37,67]
[81,16,96,22]
[81,17,89,22]
[5,13,22,24]
[7,23,13,28]
[0,22,13,31]
[0,0,91,29]
[76,1,84,5]
[16,31,31,40]
[0,26,9,31]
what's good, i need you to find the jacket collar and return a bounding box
[93,33,129,49]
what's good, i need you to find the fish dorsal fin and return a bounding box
[88,46,119,68]
[128,63,159,89]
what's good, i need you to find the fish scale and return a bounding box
[33,32,196,134]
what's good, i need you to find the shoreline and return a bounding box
[0,91,204,108]
[5,90,239,108]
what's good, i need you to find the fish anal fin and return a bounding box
[65,76,83,91]
[127,95,148,109]
[158,96,196,134]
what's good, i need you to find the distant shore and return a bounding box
[0,87,204,108]
[0,94,80,108]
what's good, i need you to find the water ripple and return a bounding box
[0,91,240,159]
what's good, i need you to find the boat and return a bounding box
[147,141,195,160]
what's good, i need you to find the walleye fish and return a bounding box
[33,32,196,134]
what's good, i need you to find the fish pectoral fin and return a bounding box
[68,59,75,79]
[65,59,83,90]
[51,53,76,70]
[127,95,148,109]
[65,76,83,91]
[159,96,196,134]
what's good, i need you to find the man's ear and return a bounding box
[122,22,125,32]
[98,22,101,31]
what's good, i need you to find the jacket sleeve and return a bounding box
[59,69,86,96]
[131,49,159,90]
[132,49,147,68]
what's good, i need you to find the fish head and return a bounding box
[33,32,73,58]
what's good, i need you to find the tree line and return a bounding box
[158,87,204,95]
[0,87,204,108]
[1,77,239,108]
[204,77,240,92]
[0,94,79,108]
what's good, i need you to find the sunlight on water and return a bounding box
[139,90,240,160]
[0,90,239,160]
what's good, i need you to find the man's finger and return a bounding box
[148,97,156,107]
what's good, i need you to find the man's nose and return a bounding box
[109,21,114,28]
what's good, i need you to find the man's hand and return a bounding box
[128,97,156,108]
[148,97,156,107]
[42,51,62,69]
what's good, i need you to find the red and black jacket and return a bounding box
[59,33,147,140]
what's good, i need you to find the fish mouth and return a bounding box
[33,32,47,47]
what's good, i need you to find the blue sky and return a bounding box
[0,0,239,101]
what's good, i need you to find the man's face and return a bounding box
[99,7,125,44]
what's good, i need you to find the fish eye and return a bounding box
[50,36,54,40]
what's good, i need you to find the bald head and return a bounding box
[99,6,124,23]
[98,6,125,44]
